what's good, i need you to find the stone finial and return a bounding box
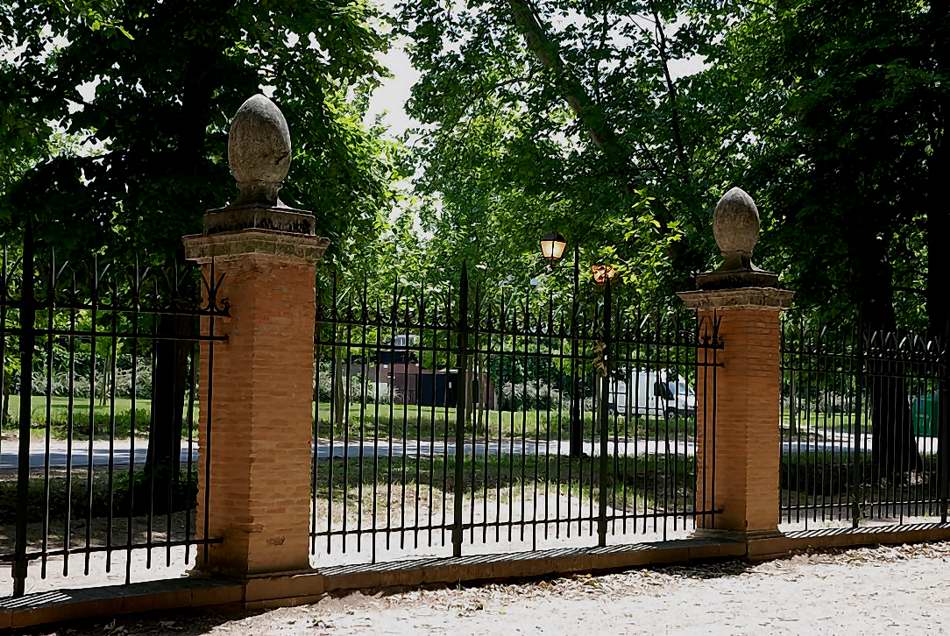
[693,186,778,289]
[713,187,759,271]
[195,93,319,239]
[228,94,291,207]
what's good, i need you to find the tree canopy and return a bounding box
[392,0,949,331]
[2,0,948,333]
[0,0,401,269]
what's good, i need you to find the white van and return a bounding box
[608,369,695,417]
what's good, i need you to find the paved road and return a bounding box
[0,434,940,472]
[0,438,695,472]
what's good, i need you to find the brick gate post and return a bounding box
[678,188,793,547]
[183,94,328,577]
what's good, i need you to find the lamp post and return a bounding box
[537,232,583,456]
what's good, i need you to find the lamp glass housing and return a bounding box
[591,264,618,286]
[540,232,567,262]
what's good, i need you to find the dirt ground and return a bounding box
[29,541,950,635]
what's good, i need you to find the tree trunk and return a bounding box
[507,0,634,181]
[845,208,922,478]
[144,311,193,505]
[925,10,950,501]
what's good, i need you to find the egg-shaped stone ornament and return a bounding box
[712,186,760,271]
[227,94,292,207]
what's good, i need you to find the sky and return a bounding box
[366,36,420,138]
[364,13,707,140]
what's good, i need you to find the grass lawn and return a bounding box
[0,395,696,442]
[315,402,695,443]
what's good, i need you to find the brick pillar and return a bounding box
[182,94,329,577]
[679,290,792,539]
[678,187,793,542]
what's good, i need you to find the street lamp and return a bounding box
[591,263,617,286]
[539,232,567,263]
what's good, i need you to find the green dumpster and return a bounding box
[911,392,938,437]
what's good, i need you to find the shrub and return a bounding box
[35,407,194,440]
[499,381,562,410]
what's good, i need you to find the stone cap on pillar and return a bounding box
[678,187,793,309]
[183,94,330,264]
[678,287,794,310]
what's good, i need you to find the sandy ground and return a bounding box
[31,541,950,635]
[3,482,942,598]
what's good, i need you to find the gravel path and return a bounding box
[37,541,950,635]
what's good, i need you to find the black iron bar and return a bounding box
[427,289,438,546]
[530,297,542,550]
[940,329,949,522]
[385,281,396,551]
[63,273,77,576]
[569,247,581,458]
[662,312,671,541]
[554,307,564,540]
[452,267,469,557]
[184,343,196,564]
[470,281,482,545]
[483,300,494,544]
[201,260,217,568]
[497,298,507,543]
[310,288,328,554]
[326,274,338,554]
[519,294,528,543]
[40,252,55,579]
[342,295,354,553]
[84,260,98,574]
[371,297,381,562]
[146,279,159,570]
[611,303,620,537]
[13,222,36,598]
[640,305,650,533]
[543,296,554,543]
[441,287,451,547]
[710,312,719,531]
[819,327,828,523]
[413,289,423,549]
[106,279,119,571]
[357,281,368,553]
[597,281,611,548]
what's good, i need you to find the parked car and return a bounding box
[607,369,695,417]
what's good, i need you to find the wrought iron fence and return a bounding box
[0,231,228,597]
[780,318,950,528]
[311,267,722,563]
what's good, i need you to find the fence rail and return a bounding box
[1,231,228,597]
[780,318,950,529]
[311,267,722,563]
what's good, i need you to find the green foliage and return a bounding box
[39,407,159,440]
[0,0,401,266]
[389,0,949,332]
[392,0,737,303]
[705,0,949,330]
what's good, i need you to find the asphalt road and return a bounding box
[0,434,940,472]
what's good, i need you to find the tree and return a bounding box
[1,0,401,483]
[397,0,950,478]
[706,0,950,476]
[396,0,739,300]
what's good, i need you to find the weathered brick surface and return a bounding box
[695,305,781,534]
[194,254,315,576]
